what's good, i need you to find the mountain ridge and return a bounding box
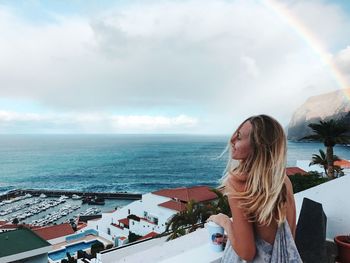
[287,89,350,140]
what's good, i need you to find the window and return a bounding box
[107,228,111,235]
[144,211,148,217]
[96,225,98,230]
[154,217,158,225]
[128,209,130,215]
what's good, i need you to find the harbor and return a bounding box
[0,189,142,201]
[0,189,140,227]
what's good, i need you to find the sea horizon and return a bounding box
[1,134,350,196]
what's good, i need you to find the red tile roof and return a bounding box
[111,223,123,230]
[138,231,158,241]
[0,224,18,229]
[158,200,187,212]
[76,222,87,231]
[118,218,129,227]
[33,223,74,240]
[286,167,307,176]
[152,186,217,202]
[334,159,350,168]
[0,224,39,230]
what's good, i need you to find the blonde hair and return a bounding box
[221,115,287,226]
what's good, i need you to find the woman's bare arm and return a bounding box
[284,176,297,238]
[209,174,256,261]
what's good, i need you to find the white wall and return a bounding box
[129,219,159,236]
[83,190,194,252]
[87,193,178,240]
[141,194,176,222]
[110,224,129,239]
[1,247,52,263]
[86,219,99,231]
[111,200,144,221]
[95,236,169,263]
[95,228,223,263]
[294,175,350,239]
[98,230,113,243]
[296,160,350,177]
[296,160,325,175]
[23,253,49,263]
[48,236,66,245]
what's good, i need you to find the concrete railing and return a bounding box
[96,175,350,262]
[294,174,350,240]
[96,228,222,263]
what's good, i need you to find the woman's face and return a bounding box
[230,121,253,160]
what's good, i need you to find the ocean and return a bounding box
[1,134,350,195]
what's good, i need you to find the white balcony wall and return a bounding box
[132,219,158,236]
[98,230,113,243]
[296,160,325,175]
[110,224,129,238]
[86,220,98,231]
[294,174,350,239]
[95,176,350,263]
[111,200,143,221]
[95,227,222,263]
[47,236,66,245]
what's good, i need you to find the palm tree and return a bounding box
[166,227,186,241]
[309,149,340,176]
[165,200,203,241]
[301,119,350,179]
[210,188,231,217]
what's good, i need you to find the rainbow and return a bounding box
[262,0,349,95]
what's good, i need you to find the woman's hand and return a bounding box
[207,213,231,230]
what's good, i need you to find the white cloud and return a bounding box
[0,0,349,133]
[0,110,198,133]
[0,111,45,122]
[111,115,197,130]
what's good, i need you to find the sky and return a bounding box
[1,0,350,134]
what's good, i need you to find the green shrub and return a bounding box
[91,241,104,257]
[128,231,143,243]
[105,244,113,250]
[77,250,84,259]
[289,172,328,193]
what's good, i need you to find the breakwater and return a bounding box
[0,189,142,201]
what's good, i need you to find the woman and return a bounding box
[208,115,302,262]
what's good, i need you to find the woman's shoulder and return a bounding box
[284,176,293,193]
[226,172,248,192]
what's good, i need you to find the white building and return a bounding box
[93,175,350,263]
[297,160,327,175]
[85,186,217,247]
[297,159,350,177]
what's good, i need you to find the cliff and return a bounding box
[287,89,350,140]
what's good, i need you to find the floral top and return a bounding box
[221,221,302,263]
